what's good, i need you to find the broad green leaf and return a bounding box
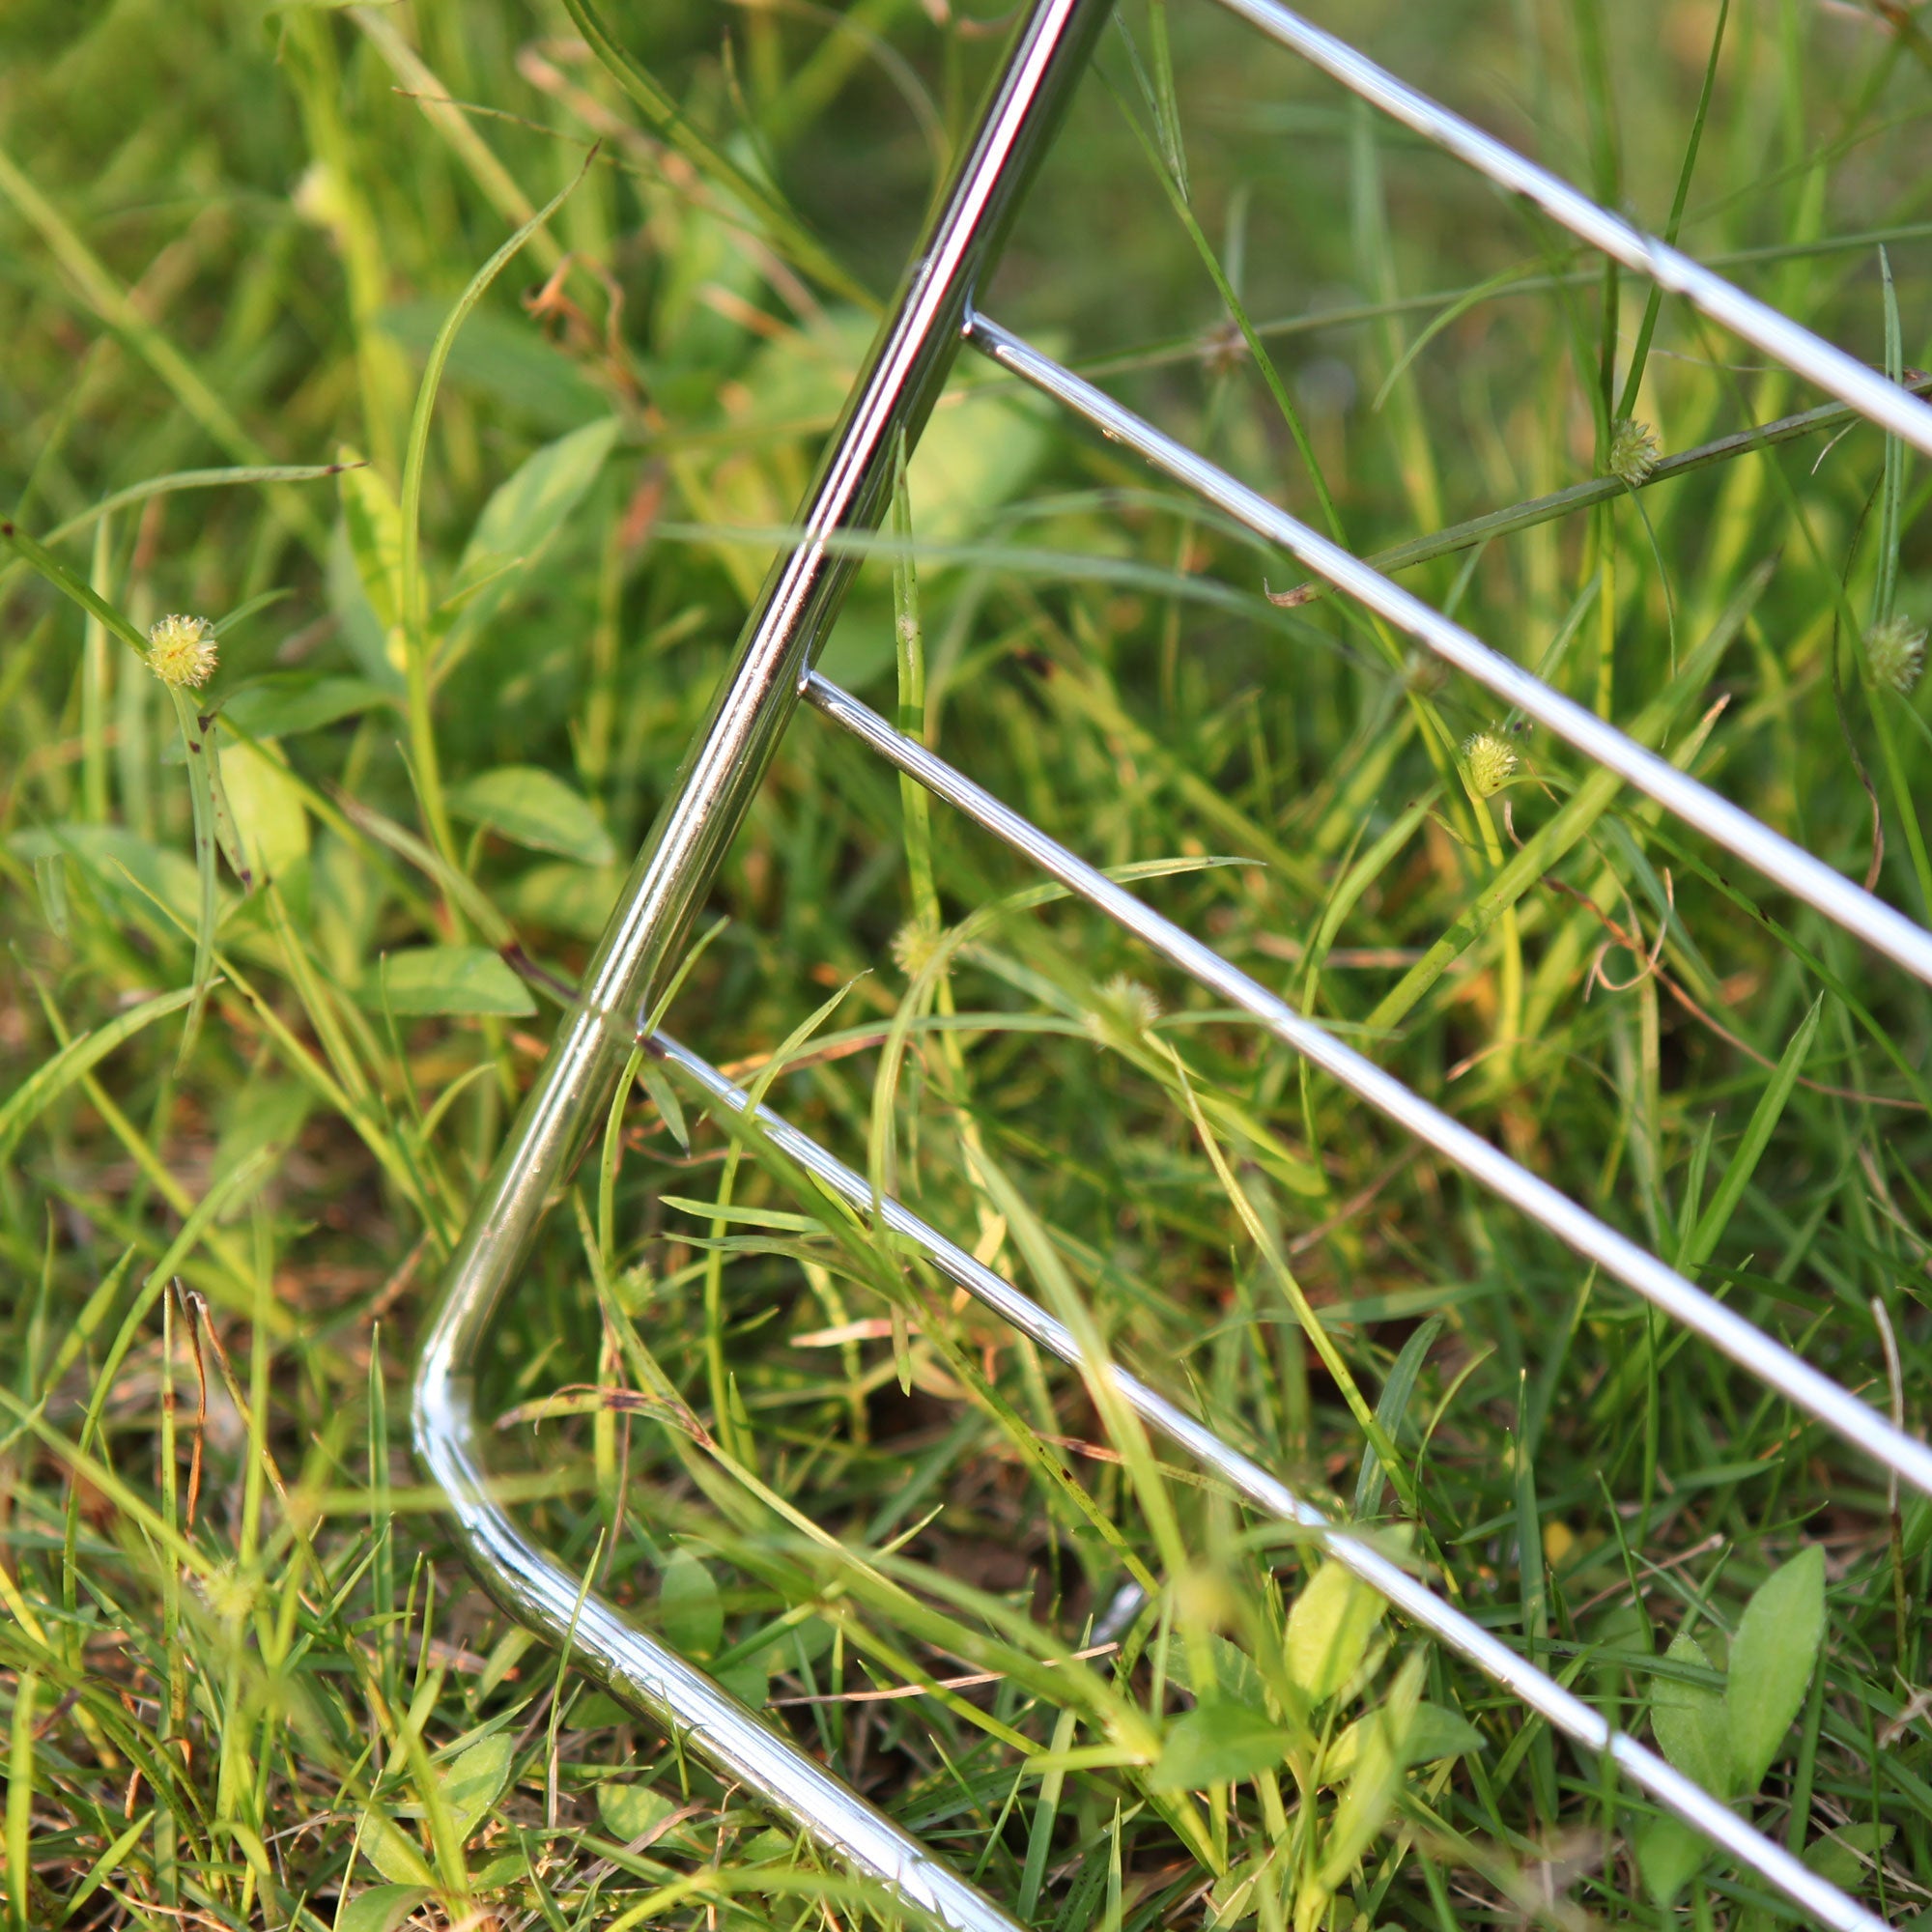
[222,672,389,738]
[1906,1493,1932,1562]
[571,1692,629,1728]
[717,1647,772,1708]
[446,765,615,866]
[214,1080,311,1181]
[445,416,619,639]
[724,311,1051,554]
[1164,1634,1271,1716]
[364,946,535,1017]
[597,1781,675,1843]
[505,859,623,940]
[1208,1848,1280,1928]
[1726,1544,1825,1791]
[359,1809,433,1886]
[1651,1631,1730,1797]
[336,1884,432,1932]
[1322,1700,1482,1782]
[12,823,213,937]
[1149,1701,1294,1790]
[1285,1561,1386,1704]
[638,1056,690,1153]
[440,1732,513,1841]
[472,1850,531,1889]
[337,449,408,645]
[786,1619,836,1668]
[218,736,309,881]
[338,796,512,946]
[0,986,194,1162]
[1404,1698,1485,1763]
[1313,1651,1423,1893]
[909,376,1053,549]
[395,160,591,689]
[659,1549,722,1660]
[1635,1814,1708,1905]
[737,1827,795,1864]
[327,520,402,690]
[1803,1822,1893,1891]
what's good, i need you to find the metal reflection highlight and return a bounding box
[963,309,1932,989]
[409,0,1929,1926]
[803,668,1932,1505]
[412,1,1110,1925]
[652,1028,1895,1932]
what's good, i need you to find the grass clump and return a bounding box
[2,3,1931,1931]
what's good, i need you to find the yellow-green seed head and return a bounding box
[1084,974,1163,1046]
[197,1562,261,1627]
[146,613,217,689]
[1863,614,1925,695]
[1463,729,1518,798]
[1607,417,1661,486]
[890,913,942,979]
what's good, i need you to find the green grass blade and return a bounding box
[394,155,593,870]
[1679,996,1822,1275]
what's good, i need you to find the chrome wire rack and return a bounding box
[413,4,1932,1928]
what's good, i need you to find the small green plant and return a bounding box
[1637,1545,1827,1903]
[1150,1558,1482,1930]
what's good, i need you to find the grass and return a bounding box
[2,1,1931,1928]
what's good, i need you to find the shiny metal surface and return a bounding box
[410,3,1927,1928]
[653,1027,1895,1932]
[964,310,1932,986]
[805,668,1932,1506]
[417,1374,1023,1932]
[1213,0,1932,462]
[412,2,1109,1925]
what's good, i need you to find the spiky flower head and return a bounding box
[145,613,216,689]
[195,1562,260,1628]
[890,913,942,979]
[1084,974,1163,1046]
[1463,729,1518,798]
[1607,417,1661,486]
[1863,613,1926,696]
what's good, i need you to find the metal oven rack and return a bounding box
[413,5,1932,1927]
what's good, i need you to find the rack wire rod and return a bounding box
[803,668,1932,1502]
[414,1356,1023,1931]
[963,309,1932,989]
[653,1029,1895,1932]
[411,6,1111,1927]
[410,1,1925,1921]
[1210,0,1932,461]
